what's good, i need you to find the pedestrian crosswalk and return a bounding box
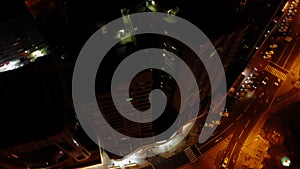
[265,64,287,81]
[184,147,198,163]
[295,81,300,89]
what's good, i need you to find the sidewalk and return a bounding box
[236,134,270,169]
[83,122,197,169]
[234,108,272,168]
[179,134,233,169]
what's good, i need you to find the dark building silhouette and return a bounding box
[0,1,99,168]
[0,0,288,168]
[91,0,249,158]
[226,0,286,85]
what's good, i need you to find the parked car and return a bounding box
[274,79,281,86]
[220,111,229,117]
[285,36,293,42]
[265,50,274,55]
[270,43,278,49]
[262,77,269,85]
[222,157,229,168]
[263,54,272,59]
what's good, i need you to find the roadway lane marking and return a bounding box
[194,144,203,155]
[283,40,298,68]
[269,61,289,74]
[243,105,251,113]
[276,45,289,67]
[238,129,245,139]
[199,123,234,149]
[229,142,238,160]
[236,114,243,121]
[244,120,251,128]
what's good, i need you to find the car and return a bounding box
[220,111,229,117]
[285,36,293,42]
[269,43,278,49]
[285,15,293,19]
[283,19,292,23]
[281,22,290,26]
[265,50,274,55]
[250,72,259,77]
[283,17,293,22]
[236,92,246,96]
[280,25,288,29]
[280,28,288,32]
[249,75,258,79]
[263,54,272,59]
[222,157,229,168]
[274,79,281,86]
[259,92,265,98]
[245,80,254,84]
[242,88,250,92]
[262,77,269,85]
[289,6,295,10]
[205,123,214,128]
[212,120,221,125]
[279,22,290,28]
[279,28,287,33]
[242,84,252,88]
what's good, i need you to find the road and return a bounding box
[145,0,300,168]
[211,0,300,168]
[96,0,300,168]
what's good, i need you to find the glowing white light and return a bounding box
[71,138,80,147]
[281,156,291,167]
[0,59,24,72]
[31,50,43,57]
[29,48,48,62]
